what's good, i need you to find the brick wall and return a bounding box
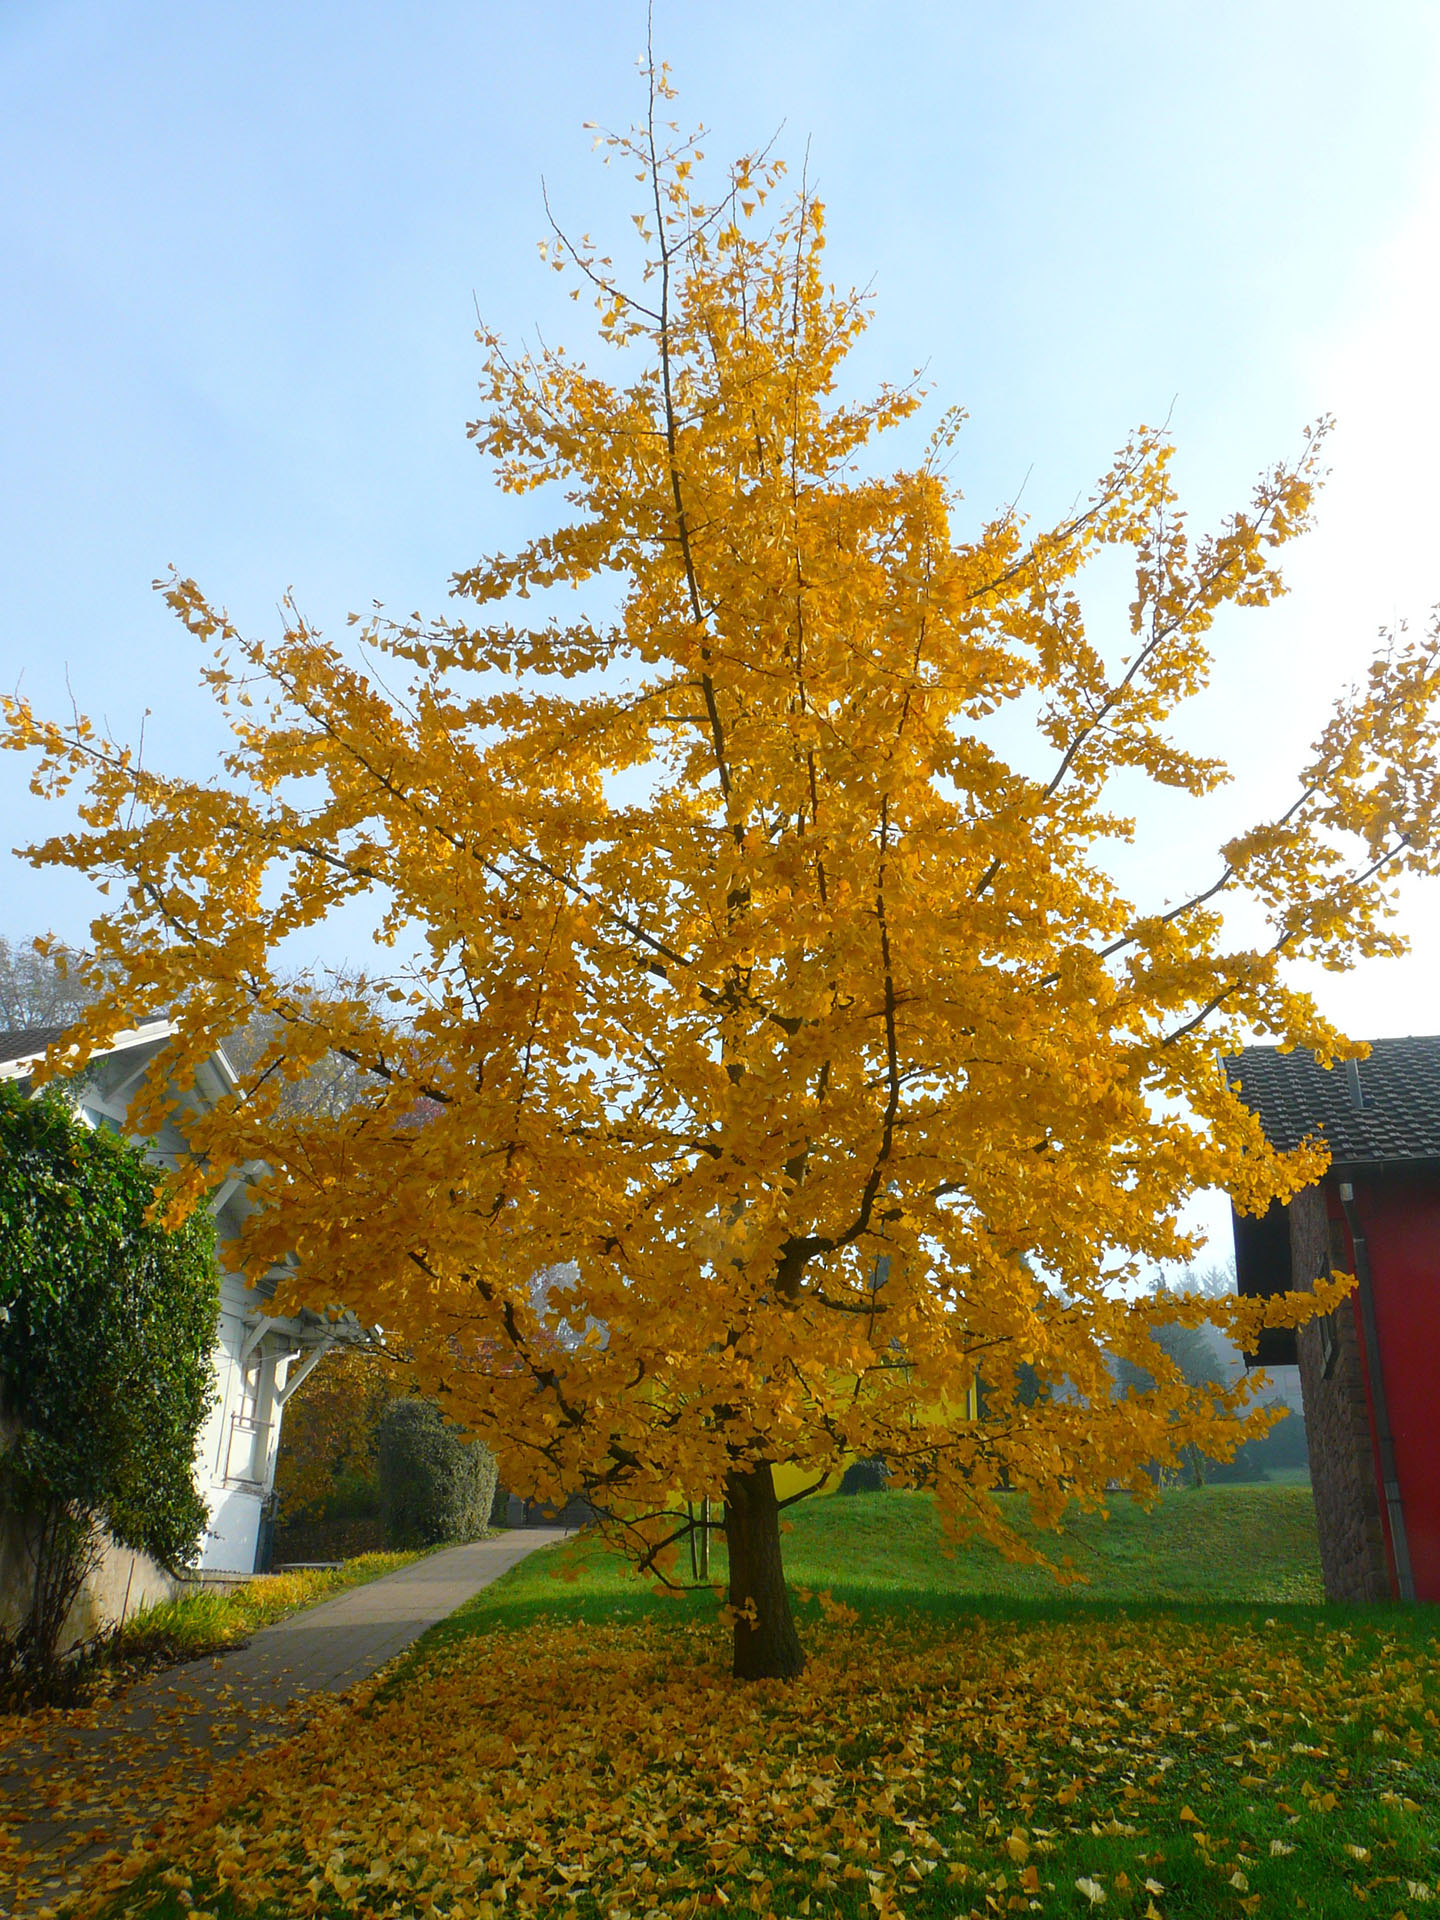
[1289,1183,1392,1602]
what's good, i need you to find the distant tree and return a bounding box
[219,972,387,1121]
[1013,1362,1049,1409]
[837,1459,889,1495]
[1112,1271,1306,1486]
[273,1344,411,1525]
[0,1083,218,1671]
[1170,1261,1242,1302]
[1114,1316,1229,1486]
[0,937,94,1033]
[1226,1397,1309,1478]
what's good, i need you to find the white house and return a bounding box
[0,1018,348,1589]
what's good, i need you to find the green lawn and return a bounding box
[415,1485,1323,1661]
[81,1488,1440,1920]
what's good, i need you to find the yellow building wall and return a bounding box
[767,1376,981,1502]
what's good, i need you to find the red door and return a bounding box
[1350,1174,1440,1603]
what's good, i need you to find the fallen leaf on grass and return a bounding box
[18,1608,1440,1920]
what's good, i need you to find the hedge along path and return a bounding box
[0,1531,565,1918]
[58,1602,1440,1920]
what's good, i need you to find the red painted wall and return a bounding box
[1336,1173,1440,1603]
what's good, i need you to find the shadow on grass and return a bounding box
[393,1486,1435,1690]
[424,1576,1431,1640]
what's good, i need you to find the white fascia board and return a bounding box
[193,1048,242,1108]
[208,1043,240,1094]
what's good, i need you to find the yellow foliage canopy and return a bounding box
[6,78,1440,1665]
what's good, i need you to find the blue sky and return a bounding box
[3,3,1439,1122]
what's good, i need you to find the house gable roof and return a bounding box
[0,1024,72,1070]
[0,1018,178,1083]
[1227,1035,1440,1170]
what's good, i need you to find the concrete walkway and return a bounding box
[0,1529,566,1916]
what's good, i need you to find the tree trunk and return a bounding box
[25,1502,95,1673]
[724,1461,805,1681]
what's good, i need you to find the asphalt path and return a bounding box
[0,1528,567,1916]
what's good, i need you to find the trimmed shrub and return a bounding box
[376,1399,496,1547]
[838,1458,890,1496]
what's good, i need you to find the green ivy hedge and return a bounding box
[0,1081,219,1667]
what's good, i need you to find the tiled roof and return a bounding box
[1226,1036,1440,1167]
[0,1019,175,1081]
[0,1025,71,1070]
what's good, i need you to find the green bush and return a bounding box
[376,1399,496,1547]
[838,1458,890,1495]
[324,1468,383,1522]
[0,1082,219,1673]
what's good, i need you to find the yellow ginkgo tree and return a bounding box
[8,81,1440,1678]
